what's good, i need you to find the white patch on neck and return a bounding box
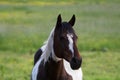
[32,28,62,80]
[63,59,83,80]
[51,48,62,62]
[32,43,48,80]
[32,56,43,80]
[67,34,74,56]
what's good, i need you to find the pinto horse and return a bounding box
[31,14,82,80]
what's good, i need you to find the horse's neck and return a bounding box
[45,58,64,75]
[45,58,72,80]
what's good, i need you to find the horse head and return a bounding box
[53,14,82,70]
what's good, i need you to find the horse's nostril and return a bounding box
[70,57,82,70]
[72,58,78,63]
[72,57,76,62]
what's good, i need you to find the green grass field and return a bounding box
[0,51,119,80]
[0,0,120,80]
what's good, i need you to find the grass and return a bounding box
[0,0,120,52]
[82,52,120,80]
[0,0,120,80]
[0,51,32,80]
[0,51,119,80]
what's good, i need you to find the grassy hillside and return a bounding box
[0,0,120,80]
[0,0,120,52]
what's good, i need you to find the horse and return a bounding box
[31,14,83,80]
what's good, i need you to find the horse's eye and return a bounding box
[60,35,67,40]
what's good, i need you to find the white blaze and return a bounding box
[67,34,74,56]
[65,34,83,80]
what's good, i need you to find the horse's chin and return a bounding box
[70,57,82,70]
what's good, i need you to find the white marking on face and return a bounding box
[67,34,74,56]
[63,59,83,80]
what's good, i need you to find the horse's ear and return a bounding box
[69,14,76,27]
[56,14,62,29]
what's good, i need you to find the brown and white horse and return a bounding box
[31,14,82,80]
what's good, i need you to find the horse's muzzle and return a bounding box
[70,57,82,70]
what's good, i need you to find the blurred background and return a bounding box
[0,0,120,80]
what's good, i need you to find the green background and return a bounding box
[0,0,120,80]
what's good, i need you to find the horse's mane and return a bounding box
[41,27,62,63]
[40,28,55,63]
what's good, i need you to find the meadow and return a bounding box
[0,0,120,80]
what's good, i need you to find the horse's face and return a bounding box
[54,15,82,70]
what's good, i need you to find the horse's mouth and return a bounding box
[70,57,82,70]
